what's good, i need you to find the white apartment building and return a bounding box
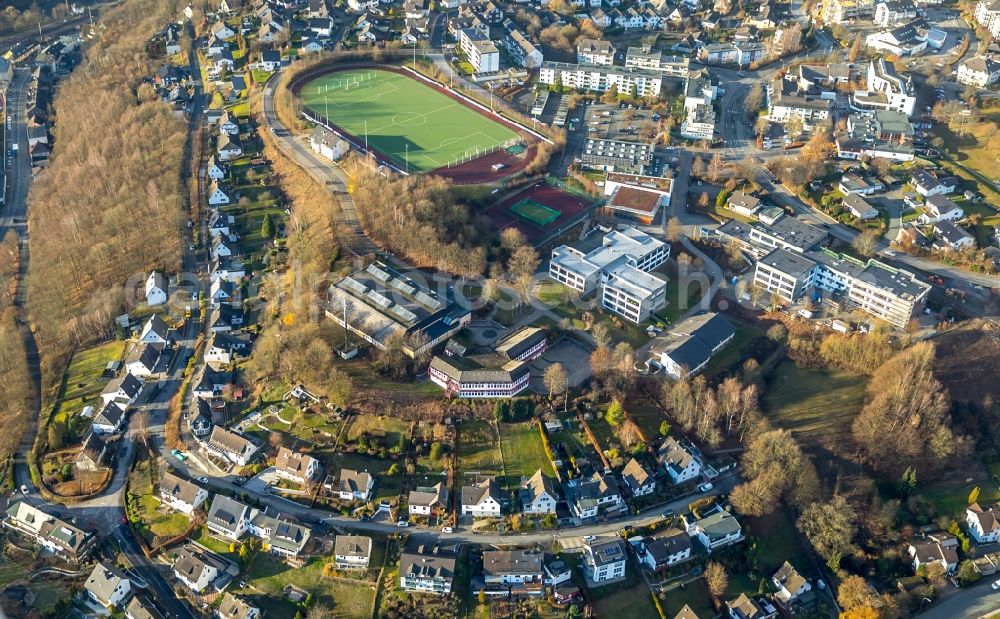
[957,56,1000,87]
[753,248,931,328]
[624,47,690,77]
[576,38,616,65]
[459,28,499,73]
[822,0,874,23]
[852,59,916,116]
[874,0,918,26]
[681,103,716,140]
[549,227,669,323]
[582,539,627,583]
[539,62,663,97]
[975,0,1000,39]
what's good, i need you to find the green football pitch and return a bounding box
[300,69,520,173]
[510,199,560,226]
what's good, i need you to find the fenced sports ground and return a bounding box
[299,68,521,174]
[510,199,560,226]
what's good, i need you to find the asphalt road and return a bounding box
[918,578,1000,619]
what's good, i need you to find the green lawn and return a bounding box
[50,340,127,423]
[299,69,519,172]
[498,422,555,484]
[764,361,866,453]
[701,320,764,379]
[592,583,661,619]
[457,420,505,479]
[233,554,377,619]
[0,553,74,613]
[662,578,715,618]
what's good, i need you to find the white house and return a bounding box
[958,56,1000,87]
[207,182,231,206]
[912,168,958,197]
[582,538,627,583]
[173,547,225,593]
[461,478,503,517]
[907,533,959,573]
[139,314,169,345]
[335,535,372,569]
[621,458,656,497]
[274,446,321,484]
[217,133,243,161]
[92,401,128,435]
[207,426,260,467]
[218,112,239,136]
[408,482,448,516]
[482,549,544,595]
[125,344,161,378]
[772,561,813,605]
[85,562,132,609]
[658,437,701,484]
[520,469,558,514]
[211,21,236,41]
[216,593,260,619]
[100,374,143,407]
[206,495,251,540]
[637,530,693,571]
[145,271,167,306]
[683,507,744,553]
[966,503,1000,543]
[933,221,975,251]
[159,471,209,515]
[920,195,964,224]
[843,193,879,220]
[309,127,351,161]
[333,468,373,501]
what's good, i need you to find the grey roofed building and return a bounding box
[4,502,97,561]
[334,535,372,563]
[482,548,543,577]
[159,471,205,507]
[104,373,143,401]
[207,495,250,537]
[409,482,449,511]
[84,561,130,606]
[208,426,259,464]
[493,327,547,361]
[216,592,259,619]
[934,221,974,248]
[93,401,127,432]
[399,544,458,592]
[521,468,558,509]
[644,528,693,564]
[658,436,699,479]
[76,432,108,470]
[428,354,529,387]
[126,595,165,619]
[260,516,311,555]
[172,546,227,590]
[758,247,817,279]
[126,343,161,374]
[650,312,736,378]
[461,477,502,507]
[727,190,761,213]
[586,538,626,569]
[621,457,653,492]
[335,468,372,498]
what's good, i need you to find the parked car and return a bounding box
[397,520,409,527]
[661,509,675,518]
[698,482,714,493]
[993,579,1000,590]
[196,476,209,483]
[441,526,454,533]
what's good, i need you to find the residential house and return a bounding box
[205,331,251,365]
[100,374,143,407]
[76,433,108,471]
[208,181,231,206]
[247,512,311,558]
[274,446,322,484]
[912,168,958,197]
[217,133,243,161]
[209,211,235,236]
[920,195,964,224]
[3,502,97,563]
[577,38,615,65]
[92,401,128,435]
[658,437,701,484]
[256,50,282,73]
[772,561,813,605]
[727,191,762,218]
[192,366,234,400]
[544,557,573,587]
[482,549,544,596]
[211,21,236,41]
[308,16,334,37]
[726,593,778,619]
[145,271,167,306]
[309,127,351,161]
[210,278,237,307]
[621,458,655,497]
[211,234,238,259]
[334,468,374,501]
[172,546,226,593]
[582,538,627,584]
[839,173,884,196]
[139,314,169,345]
[85,561,132,609]
[334,535,372,569]
[461,478,503,517]
[218,112,239,136]
[210,303,244,334]
[125,344,161,378]
[399,544,457,594]
[933,221,975,251]
[637,529,693,571]
[958,56,1000,87]
[967,503,1000,543]
[568,471,623,519]
[677,604,704,619]
[159,471,209,515]
[206,495,251,540]
[683,506,744,552]
[908,532,959,573]
[843,193,879,220]
[215,593,260,619]
[126,596,165,619]
[409,482,449,517]
[210,257,245,283]
[207,426,260,466]
[519,468,558,514]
